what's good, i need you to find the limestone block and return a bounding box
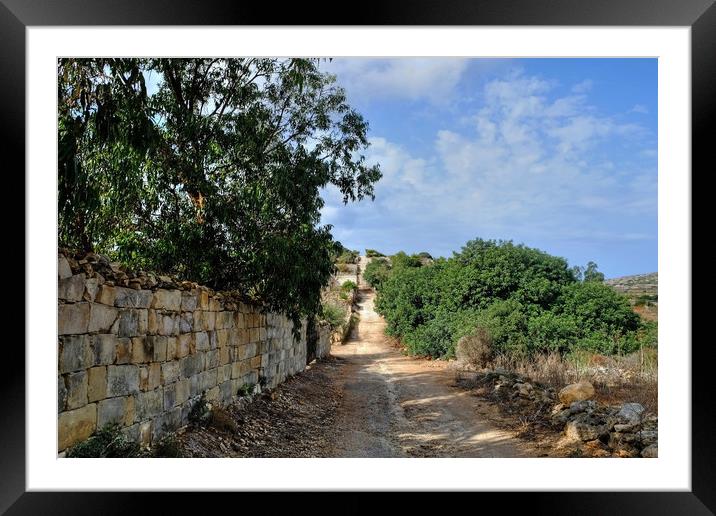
[65,371,88,410]
[87,366,107,403]
[181,354,203,378]
[58,273,86,302]
[88,303,118,333]
[199,289,210,310]
[91,334,116,366]
[177,334,192,358]
[163,383,177,410]
[135,389,164,421]
[58,254,73,279]
[58,404,97,451]
[84,277,100,302]
[152,289,182,312]
[58,376,67,413]
[116,338,131,364]
[58,303,90,335]
[114,287,153,308]
[59,335,93,373]
[150,336,168,362]
[131,336,151,364]
[98,396,133,428]
[175,378,190,405]
[116,309,148,337]
[216,329,229,348]
[166,337,177,360]
[95,284,116,306]
[106,365,140,397]
[181,291,198,312]
[206,349,220,369]
[161,361,180,384]
[179,312,193,333]
[195,331,210,352]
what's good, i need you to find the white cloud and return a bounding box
[630,104,649,114]
[572,79,593,93]
[322,58,468,104]
[320,70,656,255]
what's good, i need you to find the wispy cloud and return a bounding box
[322,58,469,104]
[321,68,656,259]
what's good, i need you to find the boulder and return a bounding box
[569,400,596,415]
[641,444,658,458]
[564,412,607,442]
[616,402,646,427]
[558,381,595,404]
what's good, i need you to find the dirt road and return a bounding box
[330,286,533,458]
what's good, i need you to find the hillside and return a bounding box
[605,272,658,297]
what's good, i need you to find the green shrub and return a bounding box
[321,302,347,331]
[365,249,385,257]
[66,423,140,458]
[363,258,392,289]
[374,237,645,360]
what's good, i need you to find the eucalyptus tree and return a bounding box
[58,58,382,326]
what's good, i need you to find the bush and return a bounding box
[365,249,385,257]
[321,302,347,331]
[66,423,140,458]
[373,237,645,360]
[341,280,358,293]
[363,258,392,289]
[456,326,494,369]
[336,250,359,264]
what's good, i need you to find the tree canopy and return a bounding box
[58,58,381,326]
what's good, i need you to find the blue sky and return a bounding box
[318,58,657,278]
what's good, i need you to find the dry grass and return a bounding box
[491,348,658,414]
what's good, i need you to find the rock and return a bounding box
[58,404,97,451]
[116,309,148,338]
[58,274,86,302]
[92,335,116,366]
[135,389,164,421]
[106,365,140,397]
[558,381,595,404]
[114,287,153,308]
[569,400,596,415]
[58,376,67,413]
[84,277,101,302]
[97,396,133,428]
[58,303,91,335]
[641,444,658,458]
[616,403,646,426]
[564,412,607,442]
[639,430,658,447]
[58,254,73,279]
[59,335,93,373]
[88,304,118,333]
[87,366,107,403]
[152,289,182,311]
[514,382,533,397]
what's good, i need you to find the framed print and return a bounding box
[3,0,714,513]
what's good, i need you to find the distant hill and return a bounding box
[605,272,658,298]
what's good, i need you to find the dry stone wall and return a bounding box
[57,250,330,452]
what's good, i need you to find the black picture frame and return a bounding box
[2,0,713,514]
